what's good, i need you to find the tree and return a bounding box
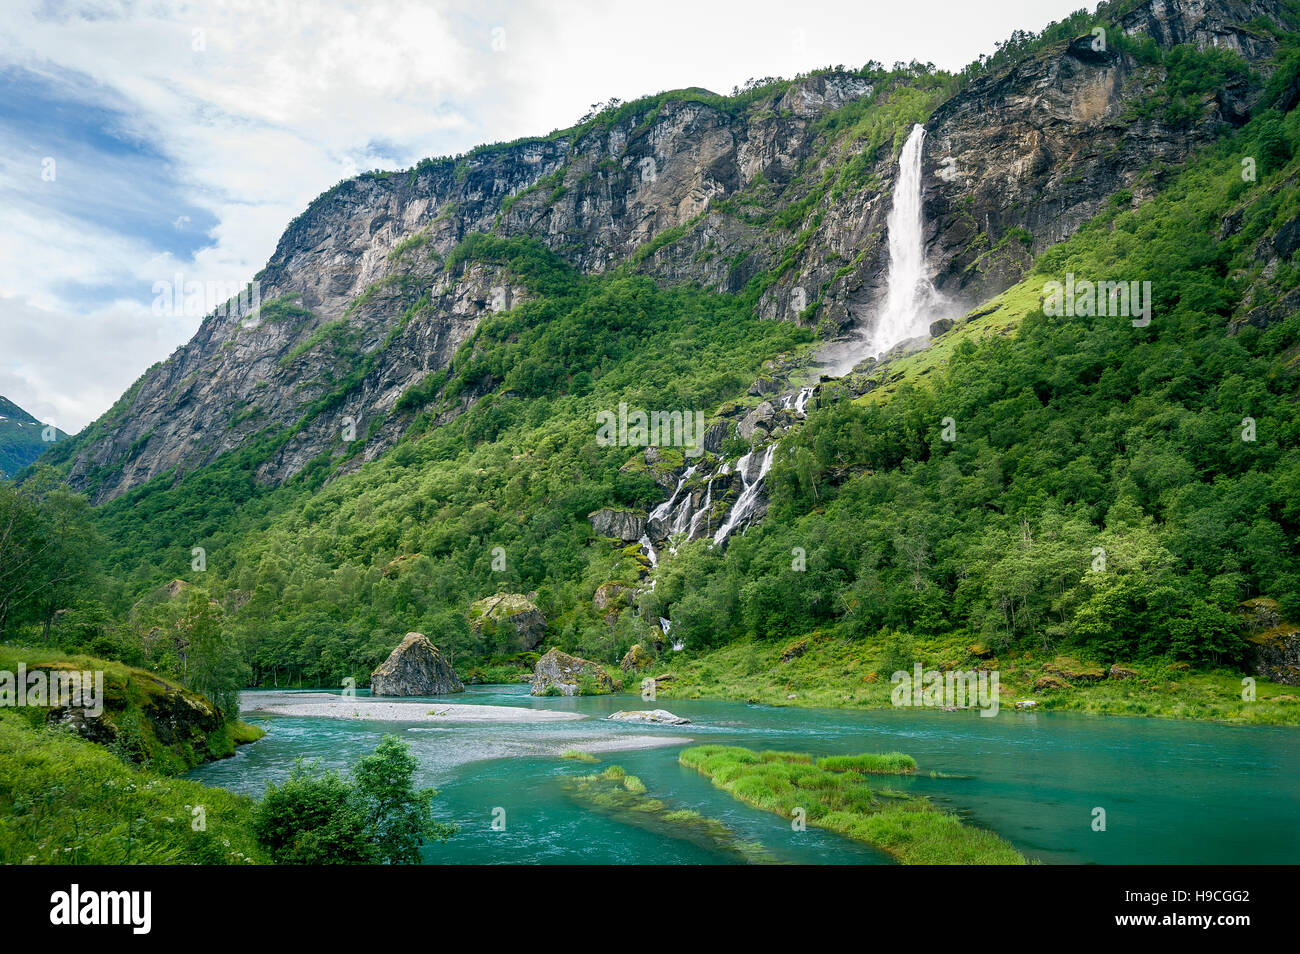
[0,470,98,639]
[351,736,455,864]
[252,737,454,865]
[252,765,374,864]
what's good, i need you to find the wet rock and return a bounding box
[588,508,647,542]
[737,402,775,440]
[605,709,691,725]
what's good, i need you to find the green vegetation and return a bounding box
[0,396,64,479]
[654,633,1300,724]
[0,645,263,773]
[255,294,315,325]
[632,104,1300,708]
[43,235,811,688]
[562,764,776,863]
[253,736,455,864]
[680,745,1026,864]
[6,12,1300,730]
[0,711,452,865]
[0,708,264,864]
[817,752,916,774]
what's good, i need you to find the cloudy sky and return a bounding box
[0,0,1087,433]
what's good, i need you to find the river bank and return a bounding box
[644,634,1300,726]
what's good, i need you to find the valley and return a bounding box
[3,0,1300,868]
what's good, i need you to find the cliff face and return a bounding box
[57,0,1287,503]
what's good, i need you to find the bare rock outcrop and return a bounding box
[370,633,464,696]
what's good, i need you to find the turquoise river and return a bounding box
[187,685,1300,864]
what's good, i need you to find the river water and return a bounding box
[187,685,1300,864]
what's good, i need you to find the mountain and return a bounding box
[46,0,1289,505]
[0,396,65,479]
[22,0,1300,692]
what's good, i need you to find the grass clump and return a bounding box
[679,745,1025,865]
[560,750,600,763]
[818,752,916,775]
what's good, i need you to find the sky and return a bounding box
[0,0,1090,433]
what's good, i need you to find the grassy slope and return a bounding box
[0,396,65,478]
[0,709,263,864]
[0,646,268,864]
[0,646,263,773]
[653,632,1300,724]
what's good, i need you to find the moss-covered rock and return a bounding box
[531,648,615,696]
[468,593,547,652]
[1043,658,1106,682]
[1033,673,1072,692]
[0,647,261,775]
[620,643,652,672]
[370,633,464,696]
[1239,597,1300,686]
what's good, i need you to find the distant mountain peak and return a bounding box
[0,395,66,479]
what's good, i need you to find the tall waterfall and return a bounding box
[870,123,942,356]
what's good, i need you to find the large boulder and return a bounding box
[531,648,614,696]
[587,508,647,542]
[620,643,652,671]
[737,401,775,440]
[370,633,464,696]
[468,593,547,652]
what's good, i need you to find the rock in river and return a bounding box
[370,633,464,696]
[605,709,691,725]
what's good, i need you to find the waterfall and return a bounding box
[870,123,942,356]
[648,465,696,533]
[688,477,714,538]
[639,534,657,568]
[713,443,777,546]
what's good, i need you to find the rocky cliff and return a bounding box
[50,0,1290,504]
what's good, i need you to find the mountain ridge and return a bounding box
[0,395,65,479]
[42,0,1294,505]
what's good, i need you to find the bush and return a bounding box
[252,736,454,865]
